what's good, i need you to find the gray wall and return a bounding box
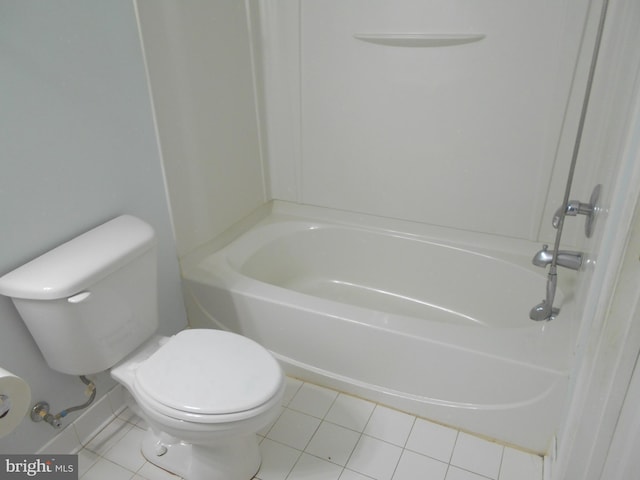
[0,0,187,453]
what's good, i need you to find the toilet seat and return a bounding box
[133,329,283,423]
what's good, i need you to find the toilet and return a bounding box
[0,215,284,480]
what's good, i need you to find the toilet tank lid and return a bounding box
[0,215,156,300]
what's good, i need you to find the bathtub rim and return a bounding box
[214,219,571,328]
[182,200,580,290]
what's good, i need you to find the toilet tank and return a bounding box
[0,215,158,375]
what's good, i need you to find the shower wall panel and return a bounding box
[263,0,593,242]
[137,0,267,256]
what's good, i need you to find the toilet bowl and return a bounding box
[0,215,284,480]
[112,329,285,480]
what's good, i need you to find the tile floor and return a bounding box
[70,378,543,480]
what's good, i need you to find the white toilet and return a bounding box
[0,215,284,480]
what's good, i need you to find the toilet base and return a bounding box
[141,428,262,480]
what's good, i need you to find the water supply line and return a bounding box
[529,0,609,321]
[31,376,96,429]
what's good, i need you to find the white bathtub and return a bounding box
[181,202,575,453]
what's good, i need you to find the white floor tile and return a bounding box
[305,421,361,466]
[325,394,376,432]
[283,377,304,406]
[80,457,134,480]
[340,470,376,480]
[258,406,284,437]
[346,435,403,480]
[256,438,302,480]
[450,432,504,479]
[445,466,492,480]
[101,425,146,472]
[76,449,100,477]
[288,453,343,480]
[67,377,542,480]
[363,406,415,447]
[267,408,321,450]
[498,447,542,480]
[405,418,458,463]
[288,383,339,418]
[392,450,448,480]
[137,461,182,480]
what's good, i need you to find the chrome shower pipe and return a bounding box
[531,0,610,321]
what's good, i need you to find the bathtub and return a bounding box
[181,202,575,453]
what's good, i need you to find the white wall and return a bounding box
[0,0,186,453]
[261,0,597,245]
[136,0,268,257]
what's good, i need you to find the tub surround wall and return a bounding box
[0,0,186,454]
[261,0,598,246]
[137,0,603,256]
[135,0,268,257]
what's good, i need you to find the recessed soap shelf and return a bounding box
[353,33,485,47]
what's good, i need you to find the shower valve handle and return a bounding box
[551,184,601,238]
[552,200,593,228]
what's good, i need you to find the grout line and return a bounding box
[449,430,461,463]
[303,410,323,452]
[322,387,340,420]
[442,430,461,480]
[389,449,402,480]
[402,416,417,448]
[449,465,497,480]
[261,432,305,453]
[340,430,362,474]
[497,444,506,480]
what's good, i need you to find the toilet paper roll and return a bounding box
[0,367,31,438]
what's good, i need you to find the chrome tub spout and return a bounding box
[532,244,583,271]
